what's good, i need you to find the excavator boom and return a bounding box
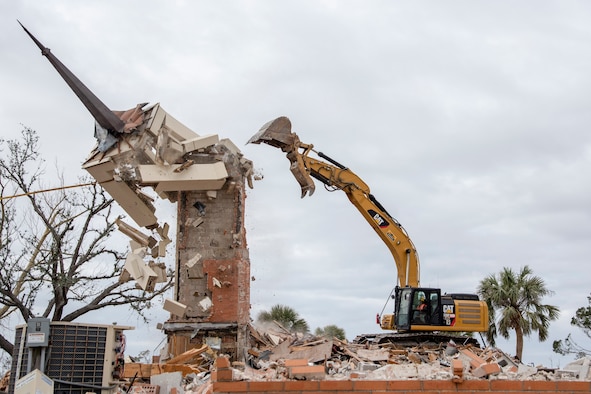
[249,116,420,288]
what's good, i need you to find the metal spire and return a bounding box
[18,21,125,140]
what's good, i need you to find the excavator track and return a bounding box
[352,332,482,348]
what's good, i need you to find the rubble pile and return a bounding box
[110,323,591,392]
[241,323,590,382]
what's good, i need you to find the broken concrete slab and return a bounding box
[82,157,116,183]
[516,363,538,378]
[186,253,203,268]
[101,180,157,228]
[284,340,333,364]
[152,238,169,258]
[135,263,158,292]
[559,356,591,380]
[148,261,168,283]
[122,252,145,280]
[150,371,183,394]
[144,103,198,143]
[186,217,204,228]
[156,129,184,165]
[205,190,217,200]
[163,299,188,318]
[137,162,228,192]
[356,348,389,362]
[116,218,152,246]
[182,134,219,153]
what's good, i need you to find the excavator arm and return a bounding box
[249,116,489,338]
[248,116,420,288]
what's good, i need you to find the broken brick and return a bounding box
[284,359,308,367]
[459,348,486,369]
[407,352,422,364]
[215,368,233,381]
[288,365,325,380]
[452,359,464,382]
[215,357,231,369]
[472,362,502,378]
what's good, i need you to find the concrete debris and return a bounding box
[97,325,590,394]
[187,217,204,228]
[82,103,240,229]
[121,249,158,291]
[149,261,168,283]
[557,356,591,380]
[163,299,188,318]
[186,253,203,268]
[119,345,216,393]
[117,217,152,246]
[231,325,589,383]
[116,218,170,291]
[198,296,213,312]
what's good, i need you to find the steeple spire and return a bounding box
[19,21,125,148]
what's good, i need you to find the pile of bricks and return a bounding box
[114,326,590,393]
[206,352,591,394]
[239,325,591,383]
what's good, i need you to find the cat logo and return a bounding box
[443,304,456,326]
[368,209,389,228]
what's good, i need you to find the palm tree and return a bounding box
[257,304,309,334]
[478,265,559,361]
[315,324,346,340]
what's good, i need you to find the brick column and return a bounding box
[163,144,251,361]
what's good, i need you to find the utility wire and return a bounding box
[0,181,97,200]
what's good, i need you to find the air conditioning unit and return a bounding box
[9,321,133,394]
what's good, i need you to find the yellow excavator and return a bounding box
[249,116,489,345]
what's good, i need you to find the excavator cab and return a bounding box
[381,286,488,334]
[393,287,441,330]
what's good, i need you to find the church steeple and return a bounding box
[19,21,125,150]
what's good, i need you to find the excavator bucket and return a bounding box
[247,116,296,151]
[248,117,316,197]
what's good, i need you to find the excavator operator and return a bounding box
[413,292,429,324]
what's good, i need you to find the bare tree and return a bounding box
[0,127,174,357]
[553,293,591,358]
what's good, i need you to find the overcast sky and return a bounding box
[1,1,590,368]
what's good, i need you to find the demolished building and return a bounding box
[19,22,255,370]
[81,102,254,361]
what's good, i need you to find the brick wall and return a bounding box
[211,358,591,394]
[203,259,250,324]
[212,377,591,393]
[176,187,250,320]
[163,144,251,360]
